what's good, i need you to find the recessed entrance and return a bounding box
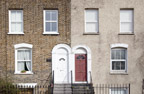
[75,54,87,81]
[55,48,69,83]
[52,44,91,84]
[52,44,71,84]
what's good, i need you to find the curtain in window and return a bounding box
[17,50,31,71]
[18,61,24,71]
[25,50,31,71]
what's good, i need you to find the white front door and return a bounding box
[54,49,69,83]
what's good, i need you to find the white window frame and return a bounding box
[110,44,128,74]
[43,10,59,34]
[120,9,134,33]
[85,9,99,33]
[111,48,127,73]
[14,43,33,74]
[8,10,24,34]
[109,88,128,94]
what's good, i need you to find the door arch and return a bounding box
[72,45,91,83]
[52,44,71,83]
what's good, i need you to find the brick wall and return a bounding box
[0,0,71,84]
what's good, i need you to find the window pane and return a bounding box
[111,89,127,94]
[25,61,31,71]
[116,50,121,59]
[11,23,16,32]
[11,11,16,22]
[46,22,51,31]
[86,22,97,32]
[18,61,25,71]
[112,61,116,70]
[112,61,126,70]
[111,50,115,59]
[52,22,57,31]
[52,11,57,21]
[46,11,50,21]
[116,61,120,70]
[86,10,98,21]
[17,50,31,60]
[121,50,126,59]
[24,50,31,60]
[121,22,132,32]
[16,11,22,22]
[16,22,22,32]
[120,10,133,22]
[121,61,125,70]
[112,61,121,70]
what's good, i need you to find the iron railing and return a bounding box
[93,84,130,94]
[0,83,130,94]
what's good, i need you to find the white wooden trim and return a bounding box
[43,10,58,34]
[9,10,24,34]
[111,43,128,48]
[120,10,134,33]
[52,44,92,84]
[72,45,91,83]
[14,43,33,74]
[110,45,128,73]
[52,44,71,54]
[43,32,59,35]
[14,43,33,49]
[52,44,72,84]
[85,9,99,33]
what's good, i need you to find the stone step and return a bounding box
[71,84,94,94]
[54,84,72,88]
[54,87,72,91]
[72,91,94,94]
[53,91,72,94]
[53,84,94,94]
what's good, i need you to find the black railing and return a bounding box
[71,70,73,84]
[0,84,130,94]
[94,84,130,94]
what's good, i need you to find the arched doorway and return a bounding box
[52,44,71,83]
[75,48,87,82]
[72,45,91,83]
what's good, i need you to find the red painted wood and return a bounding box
[75,54,87,81]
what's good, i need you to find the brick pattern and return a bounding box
[0,0,71,85]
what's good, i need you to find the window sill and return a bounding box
[8,32,24,35]
[43,32,59,35]
[14,72,33,75]
[110,72,128,75]
[83,32,99,35]
[118,33,134,35]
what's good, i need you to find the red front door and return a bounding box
[75,54,87,81]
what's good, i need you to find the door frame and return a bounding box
[52,44,72,84]
[72,45,91,84]
[75,54,87,82]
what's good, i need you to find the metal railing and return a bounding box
[0,83,130,94]
[71,70,73,84]
[93,84,130,94]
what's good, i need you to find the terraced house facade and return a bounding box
[0,0,71,89]
[0,0,144,94]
